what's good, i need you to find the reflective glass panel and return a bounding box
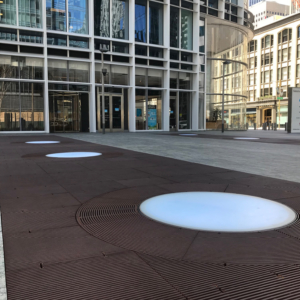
[20,57,44,80]
[112,0,129,39]
[47,33,67,46]
[19,30,43,44]
[149,2,163,45]
[48,59,67,81]
[179,72,191,89]
[111,65,129,85]
[46,0,66,31]
[69,36,89,48]
[69,61,89,82]
[136,89,146,130]
[135,68,146,86]
[0,82,20,131]
[94,0,110,37]
[20,82,44,131]
[0,28,17,41]
[68,0,88,34]
[179,91,191,129]
[148,69,162,87]
[18,0,42,28]
[0,55,19,79]
[181,9,193,50]
[148,90,162,130]
[0,0,17,25]
[170,6,179,48]
[135,0,147,42]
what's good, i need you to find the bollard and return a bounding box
[285,122,287,131]
[254,123,256,130]
[271,123,274,130]
[246,123,249,130]
[274,123,277,131]
[268,124,270,130]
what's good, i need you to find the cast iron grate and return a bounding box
[76,199,300,264]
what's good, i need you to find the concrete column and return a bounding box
[271,106,277,123]
[256,107,261,127]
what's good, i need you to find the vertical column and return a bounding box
[128,0,136,132]
[271,106,277,123]
[162,0,170,131]
[272,32,278,97]
[89,0,96,132]
[256,106,261,127]
[290,24,297,89]
[191,2,200,130]
[256,37,261,100]
[43,0,49,133]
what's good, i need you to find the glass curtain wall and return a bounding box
[135,0,147,42]
[47,0,88,33]
[170,7,179,48]
[18,0,42,28]
[48,59,89,82]
[0,0,17,25]
[94,0,110,37]
[149,2,163,45]
[181,9,193,50]
[68,0,88,34]
[46,0,66,31]
[206,23,247,130]
[112,0,129,39]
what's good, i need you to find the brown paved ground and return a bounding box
[2,135,300,299]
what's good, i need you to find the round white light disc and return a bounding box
[140,192,297,232]
[26,141,61,144]
[179,134,198,136]
[46,152,102,158]
[234,137,260,140]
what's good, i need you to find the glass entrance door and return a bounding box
[49,92,81,132]
[98,93,124,131]
[169,97,176,131]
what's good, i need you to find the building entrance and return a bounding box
[49,92,89,133]
[264,109,272,124]
[97,93,124,131]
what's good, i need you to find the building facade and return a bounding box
[0,0,253,133]
[249,1,290,29]
[246,13,300,128]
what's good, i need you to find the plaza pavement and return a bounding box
[1,132,300,299]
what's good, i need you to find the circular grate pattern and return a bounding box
[140,192,297,232]
[46,152,102,158]
[76,189,300,264]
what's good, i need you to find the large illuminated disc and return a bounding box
[140,192,297,232]
[179,134,198,136]
[46,152,102,158]
[234,137,260,140]
[26,141,60,144]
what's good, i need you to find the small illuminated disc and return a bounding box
[140,192,297,232]
[179,134,198,136]
[46,152,102,158]
[26,141,60,144]
[234,137,260,140]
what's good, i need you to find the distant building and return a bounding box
[246,13,300,128]
[249,1,290,29]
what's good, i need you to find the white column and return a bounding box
[162,0,170,131]
[89,1,96,132]
[128,0,135,132]
[42,1,49,133]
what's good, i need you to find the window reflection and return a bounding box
[19,0,42,28]
[46,0,66,31]
[181,9,193,50]
[0,0,17,25]
[170,7,179,48]
[112,0,129,39]
[94,0,110,37]
[68,0,88,34]
[149,2,163,45]
[135,0,147,43]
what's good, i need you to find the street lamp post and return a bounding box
[100,44,109,134]
[222,61,231,133]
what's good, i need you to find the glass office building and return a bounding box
[0,0,253,132]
